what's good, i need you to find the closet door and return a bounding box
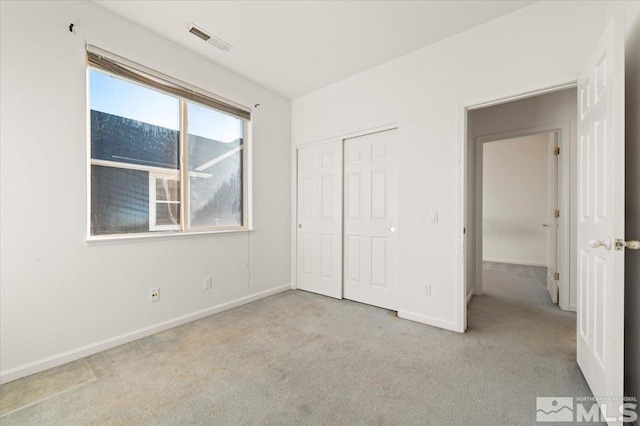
[296,141,343,298]
[343,129,399,310]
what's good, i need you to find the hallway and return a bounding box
[478,261,562,314]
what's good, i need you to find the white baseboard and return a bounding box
[0,284,291,385]
[483,257,547,267]
[467,291,474,305]
[397,310,462,333]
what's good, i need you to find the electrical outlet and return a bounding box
[424,284,431,296]
[429,211,438,224]
[204,276,213,290]
[150,288,160,303]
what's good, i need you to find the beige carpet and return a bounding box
[0,263,597,425]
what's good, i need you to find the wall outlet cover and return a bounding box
[429,211,438,224]
[204,277,213,290]
[150,288,160,302]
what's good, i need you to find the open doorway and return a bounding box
[480,132,560,310]
[465,87,577,313]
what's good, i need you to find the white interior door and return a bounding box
[546,133,559,303]
[343,129,399,310]
[576,13,625,423]
[296,141,343,299]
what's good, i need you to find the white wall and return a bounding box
[0,0,291,383]
[291,1,640,333]
[467,88,577,309]
[482,134,549,266]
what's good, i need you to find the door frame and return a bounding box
[472,122,571,310]
[291,123,399,292]
[456,75,578,331]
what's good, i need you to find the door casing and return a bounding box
[456,76,578,332]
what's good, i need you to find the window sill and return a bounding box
[86,228,254,245]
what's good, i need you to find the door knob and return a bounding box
[589,238,612,250]
[615,238,640,251]
[390,227,396,233]
[298,224,302,229]
[542,223,550,228]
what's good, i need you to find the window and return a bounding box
[87,49,250,237]
[149,172,180,231]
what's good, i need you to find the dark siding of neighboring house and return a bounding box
[91,166,149,235]
[90,110,173,235]
[91,110,180,169]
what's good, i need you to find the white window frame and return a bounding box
[149,171,181,232]
[86,47,252,242]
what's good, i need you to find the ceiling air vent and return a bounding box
[187,24,232,52]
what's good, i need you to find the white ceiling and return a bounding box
[96,1,535,99]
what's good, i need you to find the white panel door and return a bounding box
[546,133,559,303]
[576,14,625,423]
[296,141,343,298]
[344,129,399,310]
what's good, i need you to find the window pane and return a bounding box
[90,69,180,169]
[155,203,181,226]
[187,103,243,228]
[155,177,180,202]
[91,166,149,235]
[89,69,182,236]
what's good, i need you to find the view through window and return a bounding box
[89,66,247,236]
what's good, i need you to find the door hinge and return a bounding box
[554,210,560,218]
[554,147,560,156]
[554,272,560,281]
